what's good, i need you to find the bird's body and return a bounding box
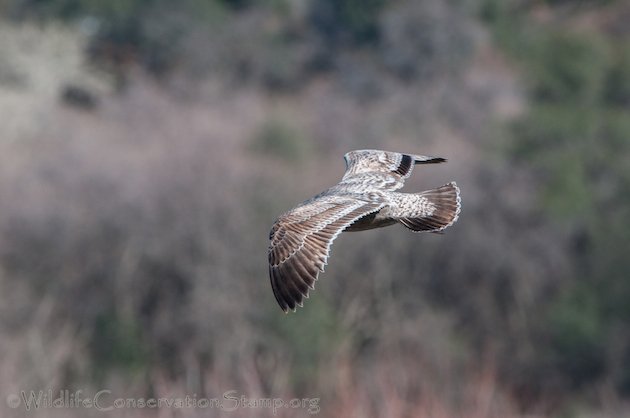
[268,149,461,312]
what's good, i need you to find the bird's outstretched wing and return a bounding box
[342,149,446,190]
[268,196,384,312]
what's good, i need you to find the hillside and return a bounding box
[1,1,629,416]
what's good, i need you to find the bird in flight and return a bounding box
[268,149,461,312]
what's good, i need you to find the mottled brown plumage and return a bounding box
[268,149,461,312]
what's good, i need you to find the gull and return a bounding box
[268,149,461,312]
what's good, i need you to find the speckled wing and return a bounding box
[342,149,446,191]
[268,196,384,312]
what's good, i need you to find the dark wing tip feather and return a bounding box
[270,262,314,313]
[414,156,447,165]
[394,154,414,177]
[269,265,290,312]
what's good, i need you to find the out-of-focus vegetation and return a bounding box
[483,0,630,400]
[0,0,629,417]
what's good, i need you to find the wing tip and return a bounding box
[268,197,385,313]
[413,155,447,164]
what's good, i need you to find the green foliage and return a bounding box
[91,313,149,378]
[308,0,385,45]
[602,108,630,151]
[259,37,307,90]
[510,104,601,218]
[548,286,606,387]
[89,1,229,75]
[511,105,597,157]
[267,296,344,390]
[250,118,312,162]
[486,0,630,398]
[479,0,504,23]
[5,0,474,93]
[15,0,134,19]
[543,0,615,5]
[13,0,223,20]
[605,44,630,105]
[215,0,288,12]
[479,0,529,54]
[9,0,229,75]
[542,151,592,218]
[528,32,610,104]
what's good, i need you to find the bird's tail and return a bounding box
[397,182,461,232]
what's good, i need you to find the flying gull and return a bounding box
[268,149,461,312]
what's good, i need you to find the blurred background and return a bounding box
[0,0,629,416]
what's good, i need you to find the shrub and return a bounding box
[528,31,610,104]
[250,117,313,161]
[604,44,630,106]
[307,0,385,45]
[548,286,606,388]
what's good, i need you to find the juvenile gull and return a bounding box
[268,149,461,312]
